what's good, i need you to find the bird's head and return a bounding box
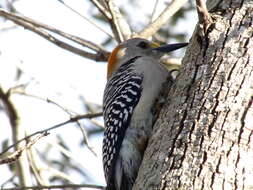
[107,38,188,79]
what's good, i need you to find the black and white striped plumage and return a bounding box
[102,38,187,190]
[103,56,143,190]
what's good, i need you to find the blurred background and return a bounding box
[0,0,196,189]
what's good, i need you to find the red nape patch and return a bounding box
[107,45,122,79]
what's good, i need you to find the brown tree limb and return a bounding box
[105,0,132,42]
[136,0,188,39]
[196,0,213,33]
[0,8,110,62]
[0,86,19,128]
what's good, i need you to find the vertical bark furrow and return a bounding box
[133,1,253,190]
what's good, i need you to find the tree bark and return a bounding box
[133,0,253,189]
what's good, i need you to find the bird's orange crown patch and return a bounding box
[107,45,122,79]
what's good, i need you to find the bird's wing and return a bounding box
[102,57,143,188]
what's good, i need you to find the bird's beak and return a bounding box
[152,43,188,53]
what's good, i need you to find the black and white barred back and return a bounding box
[102,56,143,189]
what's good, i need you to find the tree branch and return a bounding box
[0,183,104,190]
[0,86,18,128]
[0,8,110,62]
[196,0,213,33]
[10,89,79,115]
[105,0,132,42]
[56,0,113,38]
[150,0,160,23]
[9,87,101,155]
[0,132,49,165]
[0,112,102,156]
[0,86,32,186]
[136,0,188,39]
[27,148,50,186]
[89,0,112,20]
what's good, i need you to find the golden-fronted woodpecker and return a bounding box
[102,38,187,190]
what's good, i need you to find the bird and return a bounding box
[102,38,188,190]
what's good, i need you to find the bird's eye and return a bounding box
[137,41,149,49]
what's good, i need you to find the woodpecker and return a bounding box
[103,38,187,190]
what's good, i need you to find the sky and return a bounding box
[0,0,107,187]
[0,0,196,188]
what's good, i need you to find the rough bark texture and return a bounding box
[133,0,253,189]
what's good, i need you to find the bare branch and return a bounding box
[10,88,100,155]
[0,86,31,185]
[150,0,160,23]
[43,166,76,183]
[27,149,48,186]
[105,0,132,42]
[1,176,15,189]
[48,142,95,171]
[136,0,188,39]
[0,22,17,32]
[0,86,19,128]
[0,112,102,156]
[0,8,110,61]
[0,183,104,190]
[0,132,49,165]
[196,0,213,33]
[76,120,98,156]
[11,89,79,115]
[3,10,107,53]
[71,112,103,122]
[89,0,112,20]
[56,0,113,38]
[162,58,183,67]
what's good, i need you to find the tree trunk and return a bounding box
[133,0,253,189]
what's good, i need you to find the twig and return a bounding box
[0,86,19,129]
[196,0,213,33]
[48,142,95,172]
[0,183,104,190]
[0,22,17,32]
[0,8,110,61]
[12,90,79,115]
[0,86,19,131]
[11,89,99,155]
[70,112,102,121]
[162,58,183,66]
[89,0,112,20]
[0,132,49,165]
[55,0,113,39]
[43,166,76,183]
[0,86,31,185]
[136,0,188,39]
[27,147,50,186]
[1,9,108,53]
[75,120,98,156]
[150,0,160,23]
[90,118,104,129]
[1,175,15,189]
[0,112,102,156]
[105,0,132,42]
